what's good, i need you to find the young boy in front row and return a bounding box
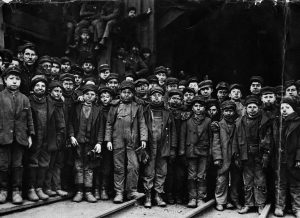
[0,66,35,204]
[69,84,102,203]
[180,96,211,208]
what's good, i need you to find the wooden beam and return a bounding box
[0,5,4,48]
[183,199,215,218]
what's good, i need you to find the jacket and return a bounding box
[0,88,35,146]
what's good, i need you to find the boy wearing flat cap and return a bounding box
[69,84,102,203]
[0,67,34,204]
[272,97,300,218]
[105,80,148,203]
[135,78,150,103]
[229,84,245,117]
[27,75,66,202]
[233,95,271,215]
[211,100,242,211]
[143,87,177,208]
[97,64,111,86]
[60,57,72,74]
[51,57,61,81]
[249,76,263,96]
[216,82,229,104]
[199,80,213,100]
[154,66,167,87]
[180,96,212,208]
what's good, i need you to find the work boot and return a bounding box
[113,192,123,204]
[44,189,57,197]
[127,191,144,200]
[36,188,49,200]
[154,192,166,207]
[56,189,68,197]
[167,193,175,204]
[233,202,242,210]
[12,188,23,204]
[100,188,109,200]
[175,195,183,204]
[144,192,152,208]
[85,192,97,203]
[187,199,197,208]
[258,205,265,215]
[94,189,100,200]
[73,191,83,202]
[197,199,205,206]
[238,206,251,214]
[225,202,234,209]
[28,188,39,202]
[274,208,284,217]
[216,204,224,211]
[295,210,300,218]
[0,190,8,204]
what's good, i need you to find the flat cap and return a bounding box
[59,73,75,82]
[31,75,48,89]
[154,66,167,75]
[2,66,21,77]
[221,100,236,110]
[119,80,135,92]
[245,95,261,106]
[179,80,187,87]
[281,97,297,111]
[147,75,159,84]
[250,76,264,85]
[125,71,136,79]
[275,85,284,95]
[216,81,229,90]
[51,57,61,66]
[98,85,113,95]
[81,56,95,66]
[187,77,198,84]
[168,89,183,98]
[183,87,196,95]
[206,98,219,108]
[82,84,97,94]
[165,77,179,86]
[21,42,37,52]
[261,86,275,95]
[98,64,110,72]
[38,55,52,65]
[70,64,84,76]
[199,80,213,90]
[79,27,90,35]
[284,80,296,89]
[150,86,164,96]
[107,73,119,81]
[60,56,71,64]
[0,49,13,63]
[135,78,149,87]
[48,81,63,91]
[229,83,242,91]
[191,96,206,106]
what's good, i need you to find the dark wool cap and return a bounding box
[119,80,135,92]
[59,73,75,82]
[179,80,187,87]
[245,95,261,106]
[147,75,159,84]
[2,66,21,78]
[296,80,300,89]
[107,73,119,82]
[154,66,167,75]
[183,87,196,95]
[21,42,37,52]
[221,100,236,110]
[199,80,213,90]
[31,75,48,89]
[206,98,219,109]
[38,55,52,65]
[275,85,284,95]
[98,85,113,95]
[187,77,198,84]
[165,77,179,86]
[284,80,296,89]
[150,86,165,96]
[51,57,61,66]
[250,76,264,85]
[60,56,71,64]
[0,49,13,63]
[81,56,95,66]
[82,84,97,94]
[79,27,90,35]
[48,81,63,91]
[261,86,275,95]
[98,64,110,72]
[229,83,242,92]
[281,97,298,111]
[168,89,183,98]
[135,78,149,87]
[70,64,84,76]
[191,96,206,106]
[83,77,97,85]
[216,81,229,91]
[125,71,136,79]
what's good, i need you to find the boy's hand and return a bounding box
[70,136,79,146]
[147,8,152,14]
[214,160,222,168]
[141,141,146,149]
[94,143,101,153]
[295,161,300,168]
[28,136,32,148]
[107,142,113,151]
[77,95,84,102]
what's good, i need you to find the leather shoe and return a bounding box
[85,192,97,203]
[100,188,109,200]
[56,189,68,197]
[274,208,284,217]
[295,210,300,218]
[28,188,39,202]
[144,192,152,208]
[238,206,251,214]
[197,199,205,206]
[258,205,265,215]
[36,188,49,200]
[12,189,23,204]
[113,192,123,203]
[94,189,100,200]
[167,193,175,204]
[175,195,183,204]
[155,193,166,207]
[0,190,8,204]
[187,199,197,208]
[216,204,224,211]
[225,202,234,209]
[73,191,83,202]
[45,189,57,197]
[233,202,242,210]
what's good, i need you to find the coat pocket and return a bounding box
[194,143,209,156]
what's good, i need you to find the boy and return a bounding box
[0,67,34,204]
[143,87,177,208]
[51,57,61,81]
[211,100,242,211]
[97,64,111,86]
[180,96,211,208]
[28,75,66,201]
[154,66,167,87]
[105,80,148,203]
[60,57,72,74]
[81,56,96,79]
[249,76,263,96]
[199,80,213,100]
[229,83,245,117]
[69,84,102,203]
[216,82,229,104]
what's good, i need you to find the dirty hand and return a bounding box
[107,142,113,151]
[214,160,223,168]
[70,136,79,146]
[28,136,32,148]
[141,141,146,149]
[211,121,220,133]
[94,143,102,153]
[295,161,300,169]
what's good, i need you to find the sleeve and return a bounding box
[101,5,120,21]
[104,106,115,142]
[211,126,223,161]
[179,120,187,156]
[68,106,75,138]
[97,112,105,144]
[295,127,300,161]
[55,106,66,146]
[170,114,177,150]
[26,100,35,136]
[232,124,239,156]
[135,58,149,78]
[138,105,148,142]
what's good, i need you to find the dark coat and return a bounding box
[30,95,66,151]
[212,119,236,174]
[104,101,148,149]
[20,63,36,96]
[69,103,102,148]
[273,113,300,181]
[0,88,35,146]
[179,116,211,158]
[143,105,177,158]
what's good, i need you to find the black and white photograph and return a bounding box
[0,0,299,217]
